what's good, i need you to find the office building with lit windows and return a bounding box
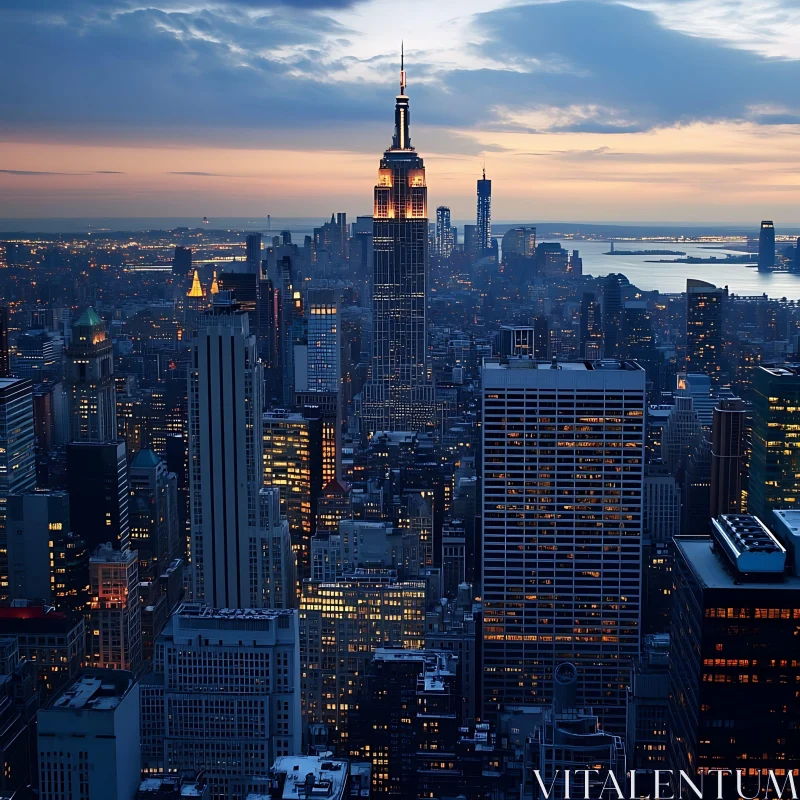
[88,544,141,672]
[685,279,726,384]
[300,571,426,746]
[263,409,323,577]
[476,169,492,254]
[481,358,646,732]
[362,56,434,435]
[188,293,264,608]
[0,377,36,602]
[64,308,117,443]
[435,206,454,258]
[669,516,800,778]
[749,365,800,520]
[141,604,301,799]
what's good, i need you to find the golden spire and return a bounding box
[210,270,220,295]
[187,269,204,299]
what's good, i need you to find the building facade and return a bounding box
[481,358,646,732]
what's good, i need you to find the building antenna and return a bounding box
[400,41,406,95]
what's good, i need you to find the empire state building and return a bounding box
[363,53,434,435]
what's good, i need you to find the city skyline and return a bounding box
[3,0,800,221]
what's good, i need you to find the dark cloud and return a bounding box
[2,0,800,150]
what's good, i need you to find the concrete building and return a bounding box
[300,571,426,745]
[189,294,264,608]
[481,358,645,732]
[142,604,301,800]
[88,545,141,672]
[64,308,117,443]
[38,670,140,800]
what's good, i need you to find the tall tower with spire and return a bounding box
[362,47,434,435]
[476,166,492,254]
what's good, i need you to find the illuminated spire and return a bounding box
[391,44,412,151]
[187,269,204,299]
[210,270,220,295]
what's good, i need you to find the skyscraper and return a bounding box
[141,604,301,798]
[758,219,775,271]
[305,288,340,394]
[685,278,726,384]
[435,205,453,258]
[476,168,492,253]
[362,53,434,434]
[64,308,117,443]
[88,544,142,672]
[749,365,800,519]
[602,275,623,358]
[0,378,36,601]
[188,293,264,608]
[670,517,800,778]
[245,232,262,273]
[481,357,645,731]
[0,307,9,378]
[172,245,192,278]
[709,397,746,517]
[66,440,130,553]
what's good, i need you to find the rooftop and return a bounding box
[51,671,134,712]
[269,755,349,800]
[711,514,786,575]
[675,535,800,591]
[483,357,643,372]
[177,603,296,622]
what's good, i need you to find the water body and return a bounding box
[2,217,799,299]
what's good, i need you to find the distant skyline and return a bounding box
[2,0,800,221]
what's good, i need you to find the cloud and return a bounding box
[168,171,245,176]
[0,168,86,175]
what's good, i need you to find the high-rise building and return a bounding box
[749,365,800,519]
[758,219,775,271]
[7,490,71,603]
[38,670,141,800]
[602,275,623,358]
[579,292,603,360]
[685,279,726,384]
[64,308,117,443]
[88,544,142,672]
[710,397,746,517]
[257,487,296,609]
[172,245,192,278]
[435,206,454,258]
[245,232,262,273]
[362,55,434,434]
[476,168,492,253]
[0,378,36,601]
[300,571,426,744]
[188,293,264,608]
[642,462,680,634]
[354,648,460,796]
[141,604,301,799]
[129,449,180,584]
[670,516,800,778]
[0,307,9,378]
[66,440,130,553]
[481,358,645,731]
[263,409,323,577]
[501,226,536,259]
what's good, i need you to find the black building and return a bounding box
[669,516,800,780]
[66,440,130,552]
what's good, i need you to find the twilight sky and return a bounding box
[2,0,800,222]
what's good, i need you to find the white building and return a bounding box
[142,603,301,800]
[38,670,141,800]
[481,357,646,732]
[189,293,264,607]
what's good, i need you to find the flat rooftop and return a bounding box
[483,357,643,372]
[675,536,800,591]
[52,672,133,711]
[177,603,296,621]
[270,755,348,800]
